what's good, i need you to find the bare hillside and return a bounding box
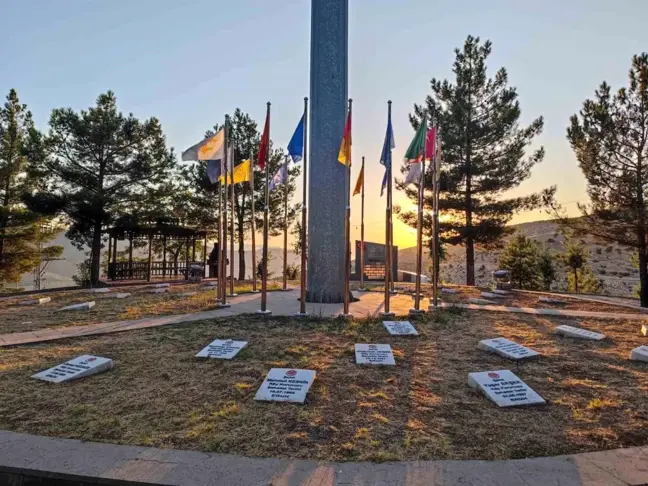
[399,219,638,297]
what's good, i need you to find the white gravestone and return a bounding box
[57,301,95,312]
[203,281,219,287]
[383,321,418,336]
[254,368,316,403]
[355,344,396,365]
[493,289,511,295]
[468,370,546,407]
[481,292,503,299]
[152,283,170,288]
[178,292,198,297]
[539,296,567,304]
[100,293,131,299]
[148,288,168,294]
[19,297,51,306]
[641,324,647,337]
[86,288,111,294]
[441,288,458,294]
[469,298,497,305]
[196,339,248,360]
[478,338,540,360]
[630,346,648,362]
[555,325,605,341]
[32,355,114,383]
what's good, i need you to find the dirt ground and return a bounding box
[0,281,281,335]
[1,311,647,462]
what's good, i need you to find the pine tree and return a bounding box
[28,91,177,285]
[562,53,648,305]
[559,237,591,294]
[402,36,550,286]
[537,247,557,291]
[498,234,542,290]
[0,89,61,289]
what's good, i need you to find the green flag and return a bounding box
[404,119,427,163]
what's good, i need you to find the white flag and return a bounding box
[404,162,422,186]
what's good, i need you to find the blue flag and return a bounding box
[287,115,305,164]
[380,114,395,168]
[269,162,288,191]
[380,169,388,197]
[206,159,222,184]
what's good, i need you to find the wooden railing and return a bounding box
[107,261,204,281]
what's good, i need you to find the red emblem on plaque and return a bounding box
[87,357,97,362]
[225,340,233,344]
[369,344,377,349]
[488,372,500,379]
[285,369,297,377]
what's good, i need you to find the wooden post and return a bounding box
[147,233,153,282]
[128,235,133,279]
[203,234,208,278]
[185,237,190,281]
[162,235,167,277]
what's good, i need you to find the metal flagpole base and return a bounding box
[294,312,310,318]
[379,311,396,318]
[428,304,441,312]
[250,290,261,293]
[279,288,292,292]
[227,293,238,297]
[338,313,353,321]
[409,308,426,316]
[356,287,367,292]
[389,291,398,295]
[256,309,272,316]
[411,293,425,299]
[216,303,231,309]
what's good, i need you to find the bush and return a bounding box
[498,235,543,290]
[285,264,300,280]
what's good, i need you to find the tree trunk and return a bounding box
[573,268,579,293]
[637,230,648,307]
[90,221,102,285]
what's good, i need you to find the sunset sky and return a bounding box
[3,0,648,249]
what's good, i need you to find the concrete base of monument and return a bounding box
[379,311,396,318]
[256,309,272,316]
[294,312,310,318]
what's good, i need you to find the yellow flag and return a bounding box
[352,164,364,196]
[219,159,252,185]
[337,112,352,166]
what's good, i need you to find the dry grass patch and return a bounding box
[1,312,647,461]
[0,282,281,335]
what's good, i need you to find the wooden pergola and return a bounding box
[104,221,208,282]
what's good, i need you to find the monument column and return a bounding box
[307,0,348,303]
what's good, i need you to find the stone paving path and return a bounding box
[2,289,648,347]
[1,430,647,485]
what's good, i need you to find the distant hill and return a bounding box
[398,219,637,297]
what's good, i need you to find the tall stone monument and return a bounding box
[307,0,349,303]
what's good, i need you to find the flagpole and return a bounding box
[258,102,272,315]
[359,156,365,291]
[341,98,353,318]
[297,97,309,316]
[218,115,231,308]
[282,156,289,291]
[229,145,237,297]
[215,178,222,303]
[250,146,259,293]
[411,118,427,315]
[381,101,395,318]
[432,128,441,309]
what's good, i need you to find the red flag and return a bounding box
[258,109,270,170]
[425,127,436,160]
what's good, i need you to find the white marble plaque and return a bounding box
[641,324,647,337]
[57,301,95,312]
[383,321,418,336]
[469,298,497,305]
[178,292,198,297]
[19,297,51,306]
[555,325,605,341]
[196,339,248,359]
[32,355,114,383]
[203,281,219,287]
[100,293,131,299]
[441,288,458,294]
[468,370,545,407]
[539,296,567,304]
[493,290,511,295]
[355,344,396,365]
[481,292,503,299]
[478,338,539,360]
[152,283,170,288]
[148,288,168,294]
[86,288,111,294]
[254,368,316,403]
[630,346,648,362]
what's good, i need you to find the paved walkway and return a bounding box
[3,289,648,347]
[2,430,647,485]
